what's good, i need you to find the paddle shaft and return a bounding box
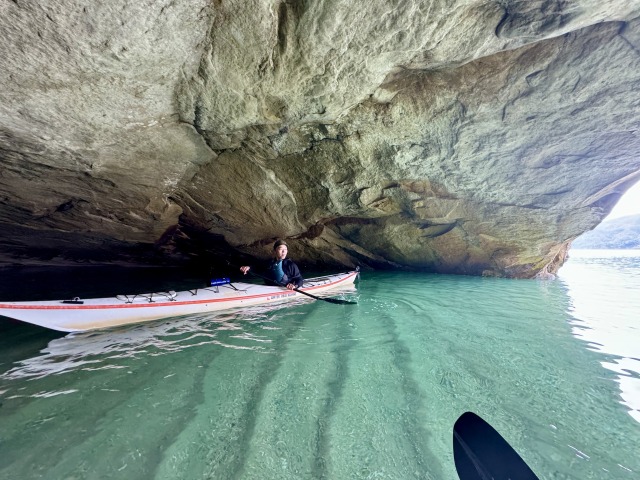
[228,262,357,305]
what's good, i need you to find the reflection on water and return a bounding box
[0,268,638,479]
[1,300,319,383]
[559,249,640,423]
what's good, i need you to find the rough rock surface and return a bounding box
[1,0,640,277]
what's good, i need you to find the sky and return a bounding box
[606,181,640,220]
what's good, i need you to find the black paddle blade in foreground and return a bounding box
[453,412,539,480]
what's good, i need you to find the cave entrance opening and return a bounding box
[604,181,640,222]
[570,180,640,250]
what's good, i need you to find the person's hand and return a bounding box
[286,283,295,290]
[240,266,250,275]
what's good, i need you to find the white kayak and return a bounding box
[0,271,359,333]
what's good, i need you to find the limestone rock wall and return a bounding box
[1,0,639,277]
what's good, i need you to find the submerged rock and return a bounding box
[1,1,639,277]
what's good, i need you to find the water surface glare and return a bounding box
[1,256,639,479]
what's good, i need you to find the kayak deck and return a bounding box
[0,271,359,332]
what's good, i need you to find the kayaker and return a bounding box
[240,239,304,290]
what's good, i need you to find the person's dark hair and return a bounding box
[273,239,288,250]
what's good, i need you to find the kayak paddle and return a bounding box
[227,261,358,305]
[453,411,539,480]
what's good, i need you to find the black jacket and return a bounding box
[267,258,304,288]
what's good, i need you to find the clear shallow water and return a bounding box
[0,255,638,479]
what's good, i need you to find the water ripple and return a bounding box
[0,302,309,382]
[559,250,640,423]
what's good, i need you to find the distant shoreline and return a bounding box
[571,214,640,249]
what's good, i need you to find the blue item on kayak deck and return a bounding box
[210,277,231,286]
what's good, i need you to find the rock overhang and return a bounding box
[1,1,639,278]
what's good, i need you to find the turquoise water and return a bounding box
[0,252,639,479]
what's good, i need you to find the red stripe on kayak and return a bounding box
[0,272,358,311]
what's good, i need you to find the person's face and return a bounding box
[274,245,288,260]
